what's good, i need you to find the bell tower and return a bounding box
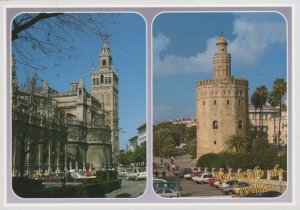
[91,37,119,165]
[213,33,232,80]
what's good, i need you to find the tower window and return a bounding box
[79,89,82,97]
[213,120,218,129]
[96,78,99,85]
[100,75,104,84]
[239,100,241,105]
[239,120,243,129]
[105,77,108,84]
[93,78,95,86]
[214,141,216,145]
[227,100,229,105]
[109,77,111,84]
[214,100,216,105]
[203,101,205,106]
[102,60,106,66]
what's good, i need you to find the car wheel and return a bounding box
[200,181,204,184]
[228,191,233,195]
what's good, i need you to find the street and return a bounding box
[153,152,229,197]
[105,177,146,198]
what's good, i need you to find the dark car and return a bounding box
[178,168,192,177]
[247,191,282,197]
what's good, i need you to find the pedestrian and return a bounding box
[155,170,158,178]
[162,171,166,178]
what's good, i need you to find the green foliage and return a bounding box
[119,142,146,166]
[118,150,134,166]
[196,138,287,170]
[153,122,196,158]
[196,153,219,168]
[187,138,197,159]
[133,142,146,163]
[225,134,252,153]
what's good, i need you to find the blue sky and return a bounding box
[14,13,146,150]
[153,12,287,123]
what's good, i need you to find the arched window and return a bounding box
[227,100,229,105]
[213,121,218,129]
[96,78,99,85]
[109,77,111,84]
[214,100,216,105]
[93,78,95,85]
[100,75,104,84]
[203,101,205,106]
[239,120,243,129]
[102,60,106,67]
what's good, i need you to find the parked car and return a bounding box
[194,173,213,184]
[219,180,239,190]
[178,168,192,177]
[221,181,242,195]
[155,188,180,198]
[125,168,147,180]
[222,181,248,195]
[247,191,282,197]
[118,168,128,177]
[184,170,201,180]
[208,177,221,187]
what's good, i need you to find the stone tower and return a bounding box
[91,37,119,165]
[196,33,249,158]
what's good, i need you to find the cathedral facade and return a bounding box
[12,38,118,177]
[196,34,249,158]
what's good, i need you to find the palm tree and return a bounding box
[225,134,251,154]
[268,90,280,145]
[255,86,269,138]
[273,78,287,144]
[251,92,260,135]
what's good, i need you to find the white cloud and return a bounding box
[153,15,286,76]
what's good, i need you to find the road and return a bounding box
[153,151,229,197]
[105,177,146,198]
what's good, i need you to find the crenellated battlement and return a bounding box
[197,78,248,87]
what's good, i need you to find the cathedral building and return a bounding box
[12,38,119,177]
[196,33,249,158]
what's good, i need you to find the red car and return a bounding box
[208,177,221,187]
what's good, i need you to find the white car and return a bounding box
[155,188,180,198]
[194,173,213,184]
[184,173,192,180]
[118,168,128,176]
[125,168,147,180]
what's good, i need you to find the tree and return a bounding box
[187,138,197,159]
[133,142,146,165]
[272,78,287,145]
[12,13,115,71]
[251,91,260,135]
[254,86,269,138]
[225,134,251,154]
[268,90,280,144]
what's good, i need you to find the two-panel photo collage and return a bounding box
[8,7,291,204]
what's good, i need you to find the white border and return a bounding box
[1,0,299,209]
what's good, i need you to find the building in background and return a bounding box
[249,104,287,145]
[196,33,249,158]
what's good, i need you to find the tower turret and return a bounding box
[213,33,232,80]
